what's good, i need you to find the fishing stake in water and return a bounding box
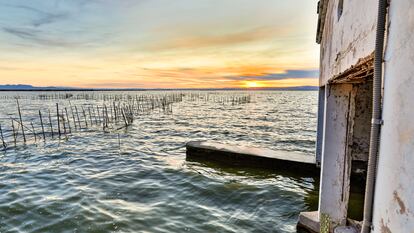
[16,99,26,143]
[0,123,7,149]
[11,120,16,146]
[39,110,46,141]
[56,103,61,139]
[48,109,54,139]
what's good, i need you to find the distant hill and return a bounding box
[0,84,37,90]
[0,84,318,91]
[0,84,72,91]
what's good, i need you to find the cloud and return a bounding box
[2,26,113,48]
[226,69,319,81]
[145,26,279,51]
[0,3,69,27]
[3,27,69,47]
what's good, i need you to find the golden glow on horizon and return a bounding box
[238,78,318,89]
[244,81,260,88]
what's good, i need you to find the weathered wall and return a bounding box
[319,0,377,86]
[350,81,372,162]
[318,81,372,230]
[372,0,414,232]
[319,84,353,229]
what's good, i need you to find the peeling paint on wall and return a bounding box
[319,0,377,86]
[380,219,392,233]
[372,0,414,232]
[393,191,406,215]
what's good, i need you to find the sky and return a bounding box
[0,0,320,89]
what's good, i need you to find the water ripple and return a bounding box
[0,91,319,233]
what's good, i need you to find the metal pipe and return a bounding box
[361,0,387,232]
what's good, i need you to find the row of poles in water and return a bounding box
[0,92,253,151]
[0,93,184,150]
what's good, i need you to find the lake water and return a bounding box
[0,91,319,233]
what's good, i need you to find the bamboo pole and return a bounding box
[104,104,109,128]
[56,103,61,139]
[0,123,6,149]
[121,109,128,127]
[96,106,101,124]
[39,110,46,141]
[82,107,88,128]
[62,110,68,140]
[113,102,118,122]
[92,106,98,125]
[65,108,71,133]
[71,106,77,131]
[16,99,26,143]
[88,107,93,126]
[75,106,81,129]
[11,120,16,146]
[48,109,54,139]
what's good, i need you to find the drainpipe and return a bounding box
[361,0,387,232]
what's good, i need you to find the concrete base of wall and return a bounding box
[186,141,319,176]
[333,226,358,233]
[297,211,362,233]
[297,211,320,233]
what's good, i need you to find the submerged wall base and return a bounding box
[186,141,319,176]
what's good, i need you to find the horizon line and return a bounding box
[0,84,318,91]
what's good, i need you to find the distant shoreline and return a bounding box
[0,89,318,92]
[0,86,318,92]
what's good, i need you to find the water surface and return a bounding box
[0,91,319,233]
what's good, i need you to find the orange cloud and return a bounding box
[145,26,284,51]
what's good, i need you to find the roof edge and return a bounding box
[316,0,329,44]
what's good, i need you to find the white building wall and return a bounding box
[319,0,377,86]
[372,0,414,232]
[317,0,378,229]
[319,84,353,228]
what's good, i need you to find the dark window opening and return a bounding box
[338,0,344,20]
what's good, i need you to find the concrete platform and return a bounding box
[186,141,319,176]
[297,211,320,233]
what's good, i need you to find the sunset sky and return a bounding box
[0,0,319,89]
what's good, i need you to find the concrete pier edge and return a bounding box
[185,141,320,176]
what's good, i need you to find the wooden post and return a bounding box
[82,107,88,128]
[111,106,114,122]
[75,106,81,129]
[16,99,26,143]
[71,106,77,131]
[56,103,61,139]
[113,102,118,122]
[104,104,109,128]
[88,107,93,126]
[61,110,68,140]
[101,106,105,129]
[39,110,46,141]
[48,109,54,139]
[65,108,71,133]
[0,123,6,149]
[11,120,16,146]
[96,106,101,124]
[121,109,128,127]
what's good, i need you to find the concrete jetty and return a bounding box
[186,141,319,176]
